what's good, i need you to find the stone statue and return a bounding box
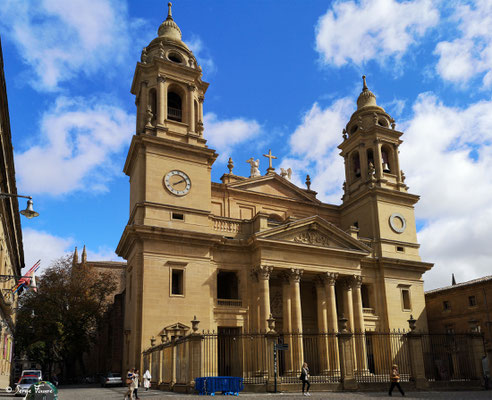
[246,158,260,178]
[141,47,148,63]
[280,167,292,180]
[368,162,375,180]
[145,105,153,128]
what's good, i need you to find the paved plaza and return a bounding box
[12,384,489,400]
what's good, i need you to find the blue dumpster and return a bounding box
[195,377,244,395]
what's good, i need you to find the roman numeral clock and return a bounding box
[164,170,191,196]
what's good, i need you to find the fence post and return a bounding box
[470,331,485,380]
[266,315,279,392]
[187,317,203,392]
[337,316,357,390]
[406,315,428,389]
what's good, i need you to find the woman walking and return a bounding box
[124,368,135,400]
[388,364,405,396]
[133,369,140,400]
[300,362,311,396]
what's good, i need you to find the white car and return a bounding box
[21,370,42,381]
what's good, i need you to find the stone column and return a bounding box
[288,268,304,372]
[157,75,166,126]
[188,84,196,133]
[393,143,402,182]
[351,275,367,372]
[197,96,204,136]
[282,275,293,374]
[138,80,149,134]
[359,143,368,181]
[315,276,329,373]
[248,269,259,333]
[325,272,339,371]
[342,278,355,332]
[374,139,383,179]
[256,265,273,332]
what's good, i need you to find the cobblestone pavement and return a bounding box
[44,385,491,400]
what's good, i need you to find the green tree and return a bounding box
[14,256,117,380]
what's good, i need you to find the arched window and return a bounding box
[168,91,182,122]
[148,88,157,125]
[217,271,239,300]
[367,148,374,169]
[381,145,392,173]
[351,151,361,179]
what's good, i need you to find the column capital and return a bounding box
[157,75,166,83]
[255,265,273,280]
[198,96,204,103]
[339,275,353,290]
[351,275,363,289]
[286,268,303,283]
[188,84,196,91]
[323,272,339,286]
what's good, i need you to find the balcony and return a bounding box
[168,107,182,122]
[217,299,242,307]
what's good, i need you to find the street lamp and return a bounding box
[0,192,39,218]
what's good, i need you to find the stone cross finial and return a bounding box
[305,175,311,190]
[227,157,234,174]
[263,149,277,174]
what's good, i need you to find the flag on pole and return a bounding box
[12,260,41,295]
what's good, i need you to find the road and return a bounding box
[0,385,490,399]
[54,385,492,399]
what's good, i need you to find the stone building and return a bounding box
[0,37,24,387]
[116,4,433,374]
[72,246,126,375]
[425,275,492,345]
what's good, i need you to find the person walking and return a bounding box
[143,369,151,391]
[124,368,135,400]
[388,364,405,396]
[300,362,311,396]
[133,369,140,400]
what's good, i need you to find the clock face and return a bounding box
[164,170,191,196]
[389,213,406,233]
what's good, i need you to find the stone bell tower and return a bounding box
[124,2,217,232]
[117,3,218,370]
[338,76,421,261]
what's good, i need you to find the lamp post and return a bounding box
[0,192,39,218]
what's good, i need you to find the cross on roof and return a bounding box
[263,149,277,173]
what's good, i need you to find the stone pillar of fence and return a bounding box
[337,315,357,390]
[188,316,204,391]
[405,316,428,389]
[266,316,279,392]
[470,331,485,380]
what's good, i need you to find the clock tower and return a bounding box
[117,3,218,370]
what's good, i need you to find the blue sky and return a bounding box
[1,0,492,290]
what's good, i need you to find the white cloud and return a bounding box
[284,98,353,203]
[315,0,439,67]
[435,0,492,87]
[0,0,132,91]
[400,93,492,289]
[204,113,261,162]
[15,96,133,196]
[22,227,74,275]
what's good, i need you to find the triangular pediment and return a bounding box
[255,216,371,253]
[227,174,320,203]
[160,322,190,335]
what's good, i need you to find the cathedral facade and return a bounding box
[116,4,433,373]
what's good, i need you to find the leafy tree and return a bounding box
[14,256,117,380]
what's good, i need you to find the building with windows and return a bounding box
[116,4,433,377]
[0,37,24,387]
[425,275,492,344]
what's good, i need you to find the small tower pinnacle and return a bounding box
[362,75,368,91]
[167,2,173,20]
[356,75,377,110]
[72,246,79,267]
[82,245,87,264]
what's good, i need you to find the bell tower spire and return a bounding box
[339,75,406,202]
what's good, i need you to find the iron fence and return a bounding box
[421,334,482,381]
